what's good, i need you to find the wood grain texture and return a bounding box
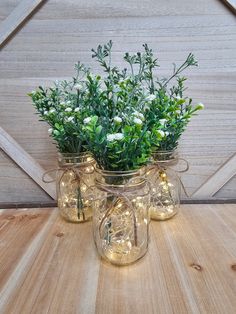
[0,0,46,48]
[0,205,235,313]
[0,0,235,202]
[0,126,56,200]
[192,153,236,198]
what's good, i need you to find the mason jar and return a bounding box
[147,150,180,221]
[57,153,95,223]
[92,167,150,266]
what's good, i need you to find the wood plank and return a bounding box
[1,213,100,314]
[0,0,46,49]
[0,205,235,313]
[0,208,57,309]
[192,153,236,198]
[221,0,236,14]
[0,126,56,200]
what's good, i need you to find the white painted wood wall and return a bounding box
[0,0,235,204]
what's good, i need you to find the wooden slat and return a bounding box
[0,126,56,199]
[192,153,236,198]
[0,0,46,49]
[221,0,236,14]
[0,205,235,313]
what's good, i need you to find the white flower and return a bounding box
[67,116,74,122]
[48,128,53,134]
[114,133,124,140]
[133,117,143,125]
[84,117,92,124]
[157,130,165,138]
[133,111,144,120]
[146,94,156,101]
[165,131,170,136]
[65,107,72,112]
[44,110,48,115]
[114,116,122,123]
[107,133,124,141]
[74,83,83,91]
[196,103,204,110]
[107,134,115,141]
[159,119,167,126]
[60,102,66,106]
[176,96,185,102]
[49,108,55,114]
[74,107,80,112]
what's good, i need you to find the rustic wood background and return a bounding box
[0,0,235,205]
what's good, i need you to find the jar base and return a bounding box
[100,245,148,266]
[150,206,178,221]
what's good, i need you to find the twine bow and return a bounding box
[42,165,95,220]
[147,157,189,197]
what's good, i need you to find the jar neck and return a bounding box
[58,152,94,168]
[151,149,178,167]
[95,167,146,191]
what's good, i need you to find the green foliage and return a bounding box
[29,40,204,169]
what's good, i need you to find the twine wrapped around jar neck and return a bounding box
[148,150,189,197]
[94,167,151,247]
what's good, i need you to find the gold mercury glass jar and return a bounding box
[57,153,96,223]
[92,167,150,266]
[147,150,180,221]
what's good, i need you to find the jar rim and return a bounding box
[58,152,95,167]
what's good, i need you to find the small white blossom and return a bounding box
[114,116,122,123]
[114,133,124,140]
[65,107,72,112]
[60,102,66,106]
[84,117,92,124]
[107,134,115,141]
[133,117,143,125]
[133,111,144,120]
[107,133,124,141]
[159,119,167,126]
[197,103,204,110]
[146,94,156,101]
[44,110,48,115]
[48,128,53,134]
[74,83,83,91]
[176,96,185,102]
[165,131,170,136]
[49,108,55,114]
[67,116,74,122]
[157,130,165,138]
[74,107,80,112]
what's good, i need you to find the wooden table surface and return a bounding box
[0,204,235,314]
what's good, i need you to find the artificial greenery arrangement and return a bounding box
[29,62,93,154]
[29,40,204,170]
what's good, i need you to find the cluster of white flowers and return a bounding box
[133,111,144,120]
[83,117,92,124]
[113,116,122,123]
[157,130,165,138]
[133,117,143,125]
[159,119,167,126]
[74,83,83,91]
[74,107,80,112]
[65,107,72,112]
[146,94,156,102]
[48,128,53,135]
[196,103,204,110]
[65,116,74,122]
[107,133,124,142]
[49,108,56,114]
